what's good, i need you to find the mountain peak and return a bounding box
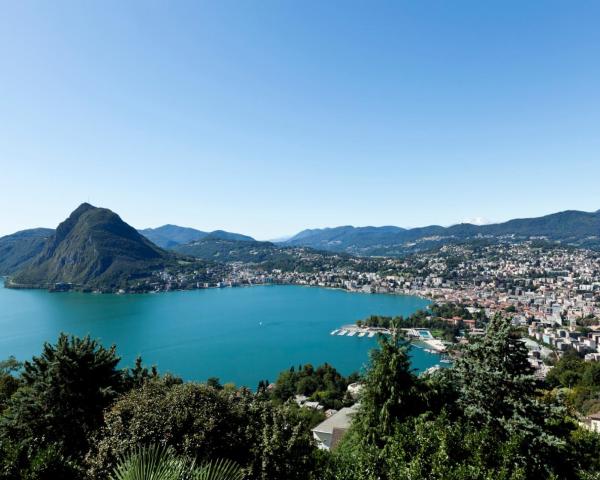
[11,204,168,289]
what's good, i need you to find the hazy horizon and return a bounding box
[2,201,599,242]
[2,1,599,239]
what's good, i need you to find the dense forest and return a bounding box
[1,317,600,479]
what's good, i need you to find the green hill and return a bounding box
[173,238,279,263]
[10,203,171,289]
[0,228,55,275]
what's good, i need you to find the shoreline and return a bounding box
[0,276,434,304]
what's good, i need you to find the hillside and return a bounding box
[285,209,600,256]
[139,225,254,248]
[173,237,285,263]
[10,204,171,289]
[203,230,255,242]
[0,228,55,275]
[138,225,207,248]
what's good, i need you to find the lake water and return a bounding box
[0,281,436,388]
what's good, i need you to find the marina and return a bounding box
[331,324,450,354]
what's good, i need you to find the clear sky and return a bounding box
[1,1,599,239]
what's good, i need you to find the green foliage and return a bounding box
[87,380,252,479]
[110,444,243,480]
[122,356,160,390]
[546,351,600,415]
[0,357,22,413]
[380,413,531,480]
[271,363,357,410]
[3,330,600,479]
[547,350,588,388]
[358,304,472,343]
[244,400,316,480]
[357,332,423,447]
[450,316,570,476]
[323,316,599,479]
[1,334,121,459]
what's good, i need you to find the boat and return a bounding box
[424,348,439,354]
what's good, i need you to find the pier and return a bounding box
[330,324,449,353]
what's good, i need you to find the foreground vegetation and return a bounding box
[1,317,599,479]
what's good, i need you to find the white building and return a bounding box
[586,412,600,433]
[311,405,358,450]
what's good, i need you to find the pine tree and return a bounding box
[451,315,567,476]
[1,334,122,458]
[358,329,423,446]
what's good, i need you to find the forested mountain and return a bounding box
[173,238,279,262]
[138,225,207,248]
[285,209,600,256]
[172,237,372,273]
[0,228,55,275]
[10,204,171,289]
[203,230,255,242]
[139,225,254,248]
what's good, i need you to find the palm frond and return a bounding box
[110,444,190,480]
[194,458,244,480]
[110,445,243,480]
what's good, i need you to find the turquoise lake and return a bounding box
[0,281,436,388]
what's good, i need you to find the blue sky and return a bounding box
[1,1,599,239]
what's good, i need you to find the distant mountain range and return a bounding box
[284,209,600,256]
[138,225,254,248]
[2,206,600,290]
[8,203,172,289]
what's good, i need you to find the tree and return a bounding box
[0,357,22,412]
[450,315,570,477]
[358,331,423,446]
[87,380,252,479]
[122,356,158,389]
[245,401,316,480]
[546,350,586,389]
[0,335,121,462]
